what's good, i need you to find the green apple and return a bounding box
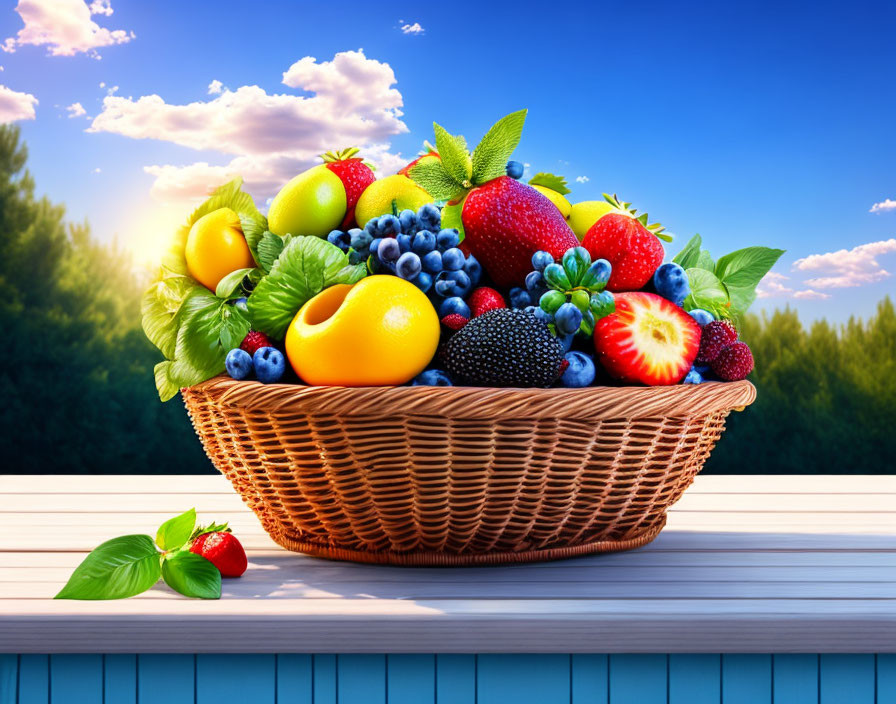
[268,165,346,238]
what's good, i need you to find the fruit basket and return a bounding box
[183,377,755,565]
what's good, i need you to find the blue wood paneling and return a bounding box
[50,655,102,703]
[820,654,875,704]
[103,654,136,704]
[337,654,385,704]
[434,654,475,704]
[773,654,818,704]
[0,655,17,704]
[312,654,337,704]
[386,655,434,704]
[609,655,667,704]
[197,654,275,704]
[669,654,720,704]
[571,654,608,704]
[878,654,896,704]
[138,654,194,704]
[477,654,570,704]
[277,654,313,704]
[17,655,48,704]
[721,654,771,704]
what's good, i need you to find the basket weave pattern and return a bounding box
[183,378,756,565]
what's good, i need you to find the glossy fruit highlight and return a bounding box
[268,165,347,238]
[184,207,254,292]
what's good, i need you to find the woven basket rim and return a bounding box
[187,376,756,420]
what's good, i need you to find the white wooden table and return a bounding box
[2,475,895,653]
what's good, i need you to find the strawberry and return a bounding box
[581,194,671,292]
[711,341,754,381]
[321,148,375,211]
[398,142,440,176]
[406,110,578,289]
[469,287,506,317]
[594,291,700,385]
[189,531,247,578]
[240,330,272,356]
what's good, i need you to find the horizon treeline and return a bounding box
[0,125,892,475]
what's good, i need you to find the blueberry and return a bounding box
[525,270,545,294]
[683,368,704,385]
[442,247,465,271]
[555,302,584,335]
[378,237,401,264]
[234,297,249,314]
[379,215,402,237]
[225,348,253,380]
[327,230,350,251]
[412,270,433,293]
[348,249,365,265]
[436,228,460,250]
[438,296,471,318]
[534,307,554,324]
[523,305,539,315]
[369,237,383,257]
[688,308,715,326]
[349,228,371,252]
[417,203,441,231]
[653,262,690,306]
[412,369,453,386]
[399,209,418,234]
[252,347,285,384]
[412,230,436,254]
[558,332,575,353]
[434,270,471,298]
[506,160,524,179]
[396,252,422,280]
[365,217,381,237]
[422,249,443,274]
[531,250,554,272]
[560,351,596,388]
[463,254,482,287]
[508,287,532,309]
[397,234,413,254]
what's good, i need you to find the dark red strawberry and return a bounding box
[581,194,670,292]
[696,319,738,364]
[440,313,469,331]
[594,291,700,385]
[468,287,506,317]
[189,531,247,578]
[240,330,272,356]
[711,341,754,381]
[462,177,579,287]
[321,148,375,211]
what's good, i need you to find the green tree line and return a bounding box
[0,125,892,475]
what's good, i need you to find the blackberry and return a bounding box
[441,309,564,387]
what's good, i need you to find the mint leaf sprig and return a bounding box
[55,509,225,600]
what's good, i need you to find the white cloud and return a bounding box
[793,290,830,300]
[0,84,37,122]
[870,198,896,214]
[66,101,86,117]
[575,175,589,183]
[93,166,101,173]
[90,49,409,203]
[755,271,830,301]
[793,239,896,289]
[3,0,135,58]
[106,84,118,96]
[207,79,223,95]
[399,22,424,35]
[98,81,105,88]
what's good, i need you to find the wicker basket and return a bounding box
[183,377,755,566]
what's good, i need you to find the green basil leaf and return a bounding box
[176,290,250,372]
[238,211,269,264]
[470,109,528,184]
[408,160,463,201]
[161,550,222,599]
[156,509,197,551]
[695,249,716,271]
[56,535,161,600]
[257,231,288,273]
[214,267,256,299]
[714,246,785,318]
[672,234,702,270]
[247,236,354,340]
[433,122,471,185]
[683,267,730,319]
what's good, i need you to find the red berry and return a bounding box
[440,314,469,331]
[696,320,738,364]
[189,531,247,578]
[711,341,754,381]
[468,287,506,317]
[581,213,664,292]
[240,331,272,357]
[324,158,375,211]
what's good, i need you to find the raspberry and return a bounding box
[711,341,754,381]
[240,331,272,357]
[440,314,469,332]
[696,319,738,364]
[468,287,506,317]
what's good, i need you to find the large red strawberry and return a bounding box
[407,110,578,289]
[398,142,440,176]
[321,148,376,229]
[581,194,671,292]
[189,531,247,578]
[594,291,700,385]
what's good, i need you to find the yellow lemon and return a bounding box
[354,175,432,227]
[268,165,346,238]
[285,276,439,386]
[531,185,572,219]
[184,207,254,292]
[568,200,615,240]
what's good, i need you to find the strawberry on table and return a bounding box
[190,530,248,578]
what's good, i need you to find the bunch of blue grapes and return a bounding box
[330,203,482,318]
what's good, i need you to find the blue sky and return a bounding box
[1,0,894,322]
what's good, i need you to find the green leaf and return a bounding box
[238,211,268,264]
[156,509,197,551]
[695,249,716,271]
[214,267,256,299]
[191,521,231,540]
[247,236,353,340]
[408,160,464,201]
[329,262,368,286]
[257,231,287,273]
[153,361,180,402]
[161,550,221,599]
[55,535,161,600]
[432,123,471,185]
[470,109,527,185]
[714,246,785,318]
[673,234,703,270]
[176,289,250,372]
[440,201,466,242]
[683,268,730,319]
[528,172,570,195]
[141,275,203,359]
